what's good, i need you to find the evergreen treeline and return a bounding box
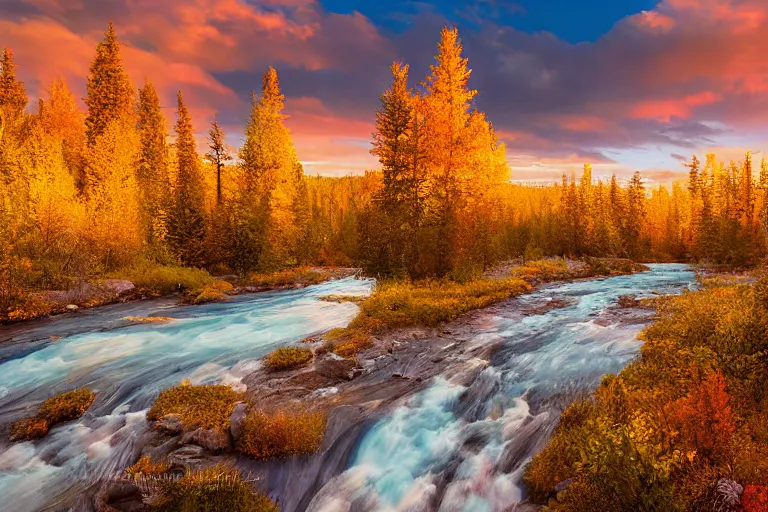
[1,24,766,316]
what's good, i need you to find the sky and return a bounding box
[2,0,768,183]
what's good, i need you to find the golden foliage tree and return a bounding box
[84,23,134,146]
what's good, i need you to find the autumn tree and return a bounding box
[236,67,303,271]
[136,80,172,251]
[84,23,134,146]
[167,92,207,267]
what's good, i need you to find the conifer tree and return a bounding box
[205,117,231,206]
[167,92,207,267]
[0,48,27,125]
[237,66,302,270]
[84,23,134,146]
[136,80,172,249]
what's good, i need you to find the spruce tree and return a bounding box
[0,48,28,125]
[167,92,207,267]
[237,66,302,270]
[137,80,172,248]
[84,23,134,146]
[205,116,231,206]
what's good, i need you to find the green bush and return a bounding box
[114,263,215,295]
[147,382,243,432]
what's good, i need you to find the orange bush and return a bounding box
[666,372,736,464]
[237,409,326,459]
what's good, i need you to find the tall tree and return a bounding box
[237,66,303,270]
[0,48,27,125]
[136,80,172,250]
[205,116,231,206]
[167,92,206,266]
[84,23,134,146]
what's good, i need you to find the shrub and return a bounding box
[147,383,243,432]
[524,275,768,511]
[115,263,215,295]
[10,388,95,442]
[150,465,278,512]
[245,267,329,288]
[742,485,768,512]
[125,455,171,477]
[510,258,569,280]
[238,409,326,460]
[264,347,313,372]
[185,280,233,305]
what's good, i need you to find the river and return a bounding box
[0,264,695,512]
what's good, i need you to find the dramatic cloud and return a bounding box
[2,0,768,179]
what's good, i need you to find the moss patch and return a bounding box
[147,383,244,433]
[10,388,96,442]
[264,347,313,372]
[326,278,530,358]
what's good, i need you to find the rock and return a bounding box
[102,279,136,296]
[555,478,576,493]
[229,403,248,441]
[167,444,207,469]
[316,357,358,381]
[66,304,79,311]
[179,427,231,452]
[618,295,639,308]
[94,481,145,512]
[715,479,743,510]
[154,414,183,435]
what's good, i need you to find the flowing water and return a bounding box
[0,277,373,512]
[308,264,696,512]
[0,266,696,512]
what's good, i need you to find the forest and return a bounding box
[1,23,766,321]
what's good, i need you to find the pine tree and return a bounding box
[205,116,231,206]
[237,66,302,270]
[136,80,172,249]
[0,48,27,125]
[167,92,207,267]
[84,23,134,146]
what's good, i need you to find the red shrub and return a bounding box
[667,372,736,463]
[742,485,768,512]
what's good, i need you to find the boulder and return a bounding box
[167,444,207,469]
[154,414,183,435]
[618,295,639,308]
[179,427,230,452]
[315,357,358,381]
[229,403,248,441]
[102,279,136,296]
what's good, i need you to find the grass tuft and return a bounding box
[147,383,244,433]
[264,347,313,372]
[10,388,95,442]
[237,409,326,460]
[149,465,278,512]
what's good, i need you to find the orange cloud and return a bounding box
[630,91,722,122]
